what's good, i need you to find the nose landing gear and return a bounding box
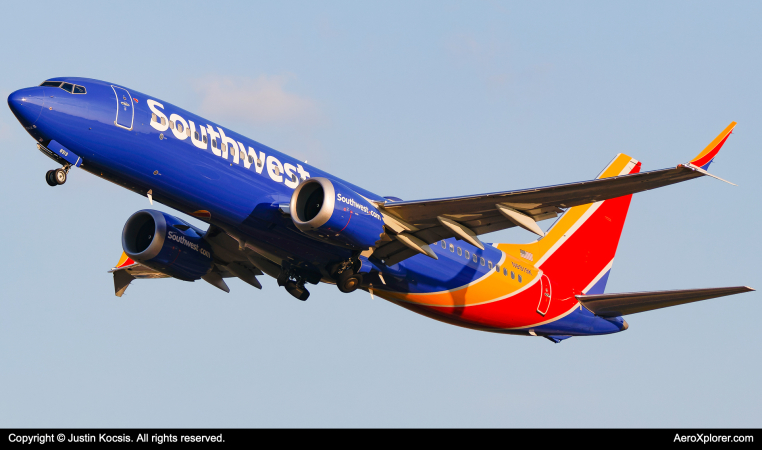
[45,165,70,186]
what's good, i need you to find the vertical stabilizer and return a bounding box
[502,154,641,296]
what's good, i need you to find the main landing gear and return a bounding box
[277,263,311,301]
[332,260,363,294]
[45,165,70,186]
[337,269,363,293]
[285,280,310,301]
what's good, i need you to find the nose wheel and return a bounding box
[45,166,69,186]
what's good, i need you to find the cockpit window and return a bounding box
[39,80,87,94]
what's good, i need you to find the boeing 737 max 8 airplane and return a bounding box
[7,77,754,343]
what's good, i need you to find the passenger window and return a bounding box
[151,113,157,122]
[480,257,485,266]
[61,83,74,93]
[73,85,86,94]
[203,135,207,144]
[488,261,493,269]
[511,271,515,279]
[248,155,254,163]
[170,121,175,130]
[41,81,62,87]
[177,122,184,133]
[495,265,500,272]
[161,117,166,126]
[449,244,454,253]
[518,275,523,283]
[240,150,245,160]
[503,268,507,276]
[473,254,478,263]
[465,250,470,259]
[186,128,191,137]
[194,131,199,140]
[212,139,217,148]
[457,247,462,256]
[441,240,446,249]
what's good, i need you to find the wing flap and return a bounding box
[577,286,754,317]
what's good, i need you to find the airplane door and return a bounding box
[537,274,552,316]
[112,86,134,130]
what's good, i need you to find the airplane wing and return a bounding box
[576,286,754,317]
[372,122,737,265]
[109,246,265,297]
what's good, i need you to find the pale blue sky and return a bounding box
[1,0,760,427]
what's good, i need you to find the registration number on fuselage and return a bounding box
[511,261,532,275]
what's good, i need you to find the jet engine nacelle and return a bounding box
[122,209,213,281]
[290,177,385,250]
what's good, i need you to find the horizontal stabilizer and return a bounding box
[577,286,754,317]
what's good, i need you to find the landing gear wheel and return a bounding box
[54,168,67,185]
[338,270,363,293]
[45,170,57,186]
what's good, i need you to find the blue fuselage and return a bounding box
[8,77,625,338]
[8,78,503,288]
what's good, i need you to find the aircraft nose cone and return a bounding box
[8,87,44,126]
